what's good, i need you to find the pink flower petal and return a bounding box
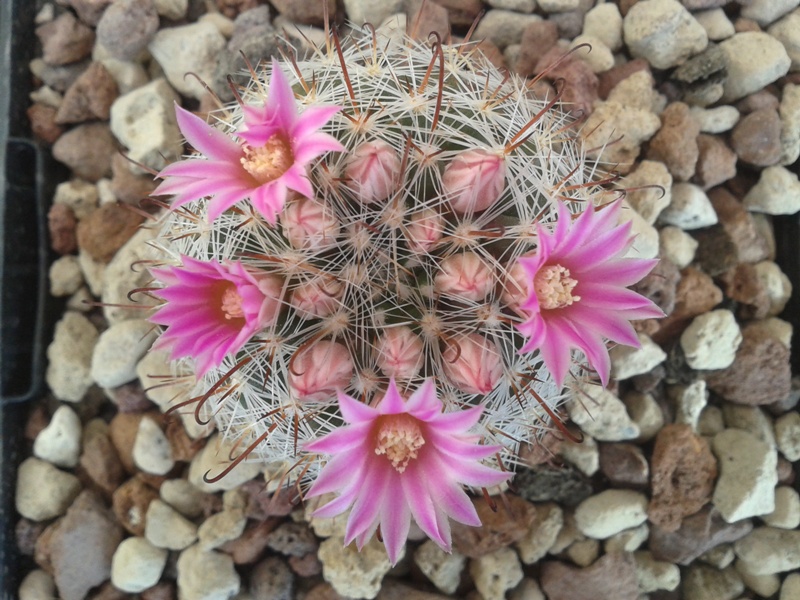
[292,104,341,140]
[338,392,379,423]
[174,105,242,162]
[378,379,407,414]
[380,478,411,564]
[401,465,445,547]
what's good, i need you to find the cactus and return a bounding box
[144,24,660,560]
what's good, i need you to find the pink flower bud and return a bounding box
[290,277,344,319]
[435,252,495,302]
[442,149,506,214]
[289,341,354,402]
[256,274,285,326]
[281,196,341,250]
[442,333,503,395]
[344,140,401,205]
[376,327,424,380]
[501,257,531,315]
[406,209,443,254]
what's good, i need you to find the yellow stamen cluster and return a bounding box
[375,415,425,473]
[240,134,293,183]
[534,264,580,310]
[220,286,245,320]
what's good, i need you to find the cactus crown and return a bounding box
[145,24,656,502]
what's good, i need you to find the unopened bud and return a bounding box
[291,277,344,319]
[442,333,503,395]
[289,341,354,402]
[255,274,284,326]
[501,257,532,315]
[344,140,401,205]
[435,252,495,302]
[376,327,424,380]
[406,209,443,254]
[281,196,341,250]
[442,149,506,215]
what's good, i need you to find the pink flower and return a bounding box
[441,333,503,395]
[149,256,283,376]
[515,201,663,387]
[344,140,402,205]
[442,149,506,215]
[305,379,509,564]
[154,59,344,224]
[289,341,354,401]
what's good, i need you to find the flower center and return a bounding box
[220,286,245,320]
[375,414,425,473]
[240,134,294,184]
[534,264,580,310]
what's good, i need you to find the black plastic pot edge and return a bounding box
[1,1,63,597]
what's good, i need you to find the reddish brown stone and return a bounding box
[649,424,717,532]
[541,553,639,600]
[76,202,144,263]
[140,582,176,600]
[34,520,57,574]
[48,203,78,255]
[79,429,126,498]
[107,381,155,413]
[515,21,560,78]
[706,325,792,405]
[651,268,723,344]
[646,102,700,181]
[56,62,119,124]
[24,403,51,442]
[243,480,295,520]
[708,187,770,264]
[304,583,349,600]
[289,553,322,577]
[16,518,47,557]
[649,506,753,564]
[433,0,483,27]
[52,122,116,182]
[473,39,505,70]
[110,153,158,205]
[730,108,782,166]
[266,522,318,557]
[27,103,65,144]
[220,518,280,564]
[49,491,124,600]
[36,12,95,66]
[452,495,536,558]
[597,58,650,99]
[407,0,450,41]
[777,457,795,486]
[88,582,133,600]
[164,417,204,463]
[736,89,779,113]
[109,411,158,473]
[631,258,680,316]
[719,263,771,319]
[535,46,599,117]
[599,443,649,488]
[733,17,761,33]
[693,134,737,189]
[271,0,336,25]
[68,0,114,26]
[215,0,260,19]
[112,475,159,536]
